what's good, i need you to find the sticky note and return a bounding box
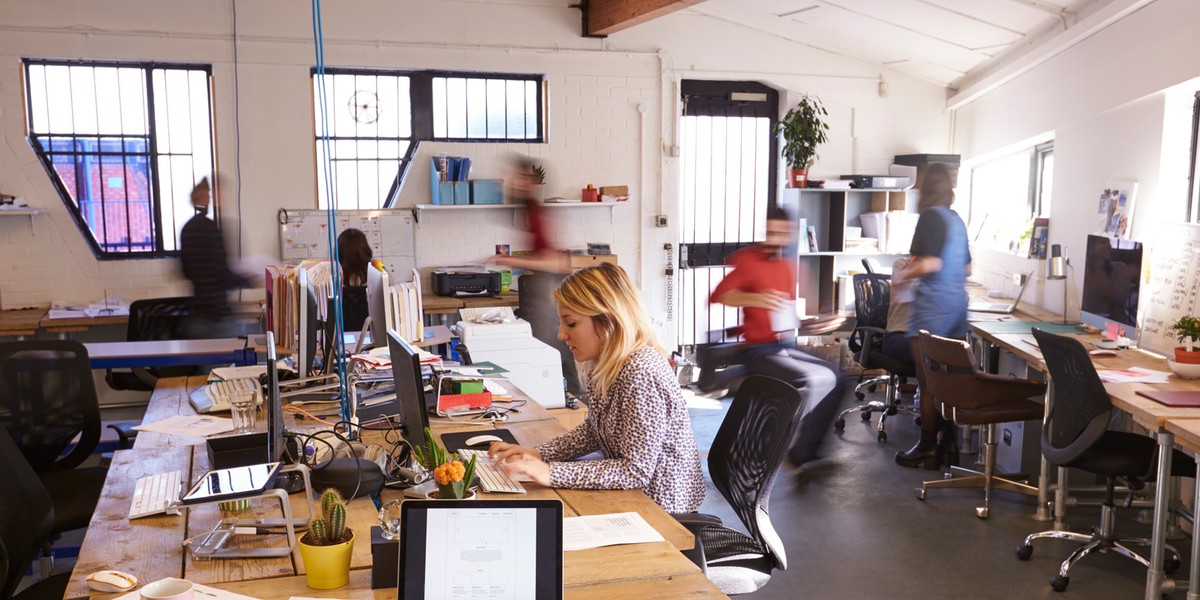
[1105,322,1120,341]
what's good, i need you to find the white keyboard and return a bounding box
[129,470,184,520]
[190,377,262,414]
[458,449,526,494]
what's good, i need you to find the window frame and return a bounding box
[1188,90,1200,223]
[967,140,1054,254]
[311,67,546,209]
[22,58,217,260]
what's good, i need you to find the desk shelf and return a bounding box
[411,202,619,227]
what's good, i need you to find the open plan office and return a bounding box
[4,1,1200,599]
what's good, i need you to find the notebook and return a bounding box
[1135,390,1200,407]
[968,273,1033,314]
[399,499,564,600]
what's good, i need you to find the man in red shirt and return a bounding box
[710,206,845,468]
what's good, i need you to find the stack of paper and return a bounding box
[1096,367,1171,384]
[562,512,665,551]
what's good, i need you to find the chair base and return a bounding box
[1015,502,1181,592]
[835,373,917,442]
[853,373,890,400]
[915,426,1037,519]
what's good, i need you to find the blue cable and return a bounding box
[311,0,351,425]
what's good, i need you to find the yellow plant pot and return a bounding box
[299,532,354,589]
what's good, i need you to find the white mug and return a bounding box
[140,578,194,600]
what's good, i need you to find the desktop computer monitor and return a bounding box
[366,266,392,350]
[1080,234,1143,334]
[264,331,286,463]
[386,328,430,451]
[297,269,321,377]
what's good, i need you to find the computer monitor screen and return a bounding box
[1080,234,1143,333]
[387,328,430,450]
[265,331,285,463]
[297,269,320,377]
[366,266,391,350]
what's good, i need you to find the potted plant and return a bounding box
[298,488,355,589]
[775,96,830,189]
[1169,315,1200,364]
[530,164,547,202]
[413,427,479,499]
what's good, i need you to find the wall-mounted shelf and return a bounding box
[411,201,620,227]
[0,208,43,233]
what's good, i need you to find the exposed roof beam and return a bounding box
[584,0,705,36]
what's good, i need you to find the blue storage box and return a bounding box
[453,182,471,205]
[470,179,504,205]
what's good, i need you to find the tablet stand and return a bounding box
[179,464,316,560]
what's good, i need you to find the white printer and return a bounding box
[456,313,566,409]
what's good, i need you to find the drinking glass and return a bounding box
[379,499,403,540]
[229,392,258,434]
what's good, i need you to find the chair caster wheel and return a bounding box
[877,431,887,442]
[854,391,865,400]
[1015,545,1033,561]
[867,384,877,393]
[916,489,926,501]
[860,411,872,421]
[834,419,845,431]
[1164,556,1181,574]
[975,506,988,519]
[913,416,921,426]
[1050,576,1069,592]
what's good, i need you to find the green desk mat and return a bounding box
[974,320,1082,335]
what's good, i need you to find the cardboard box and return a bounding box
[599,185,628,196]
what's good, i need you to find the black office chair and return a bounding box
[1015,328,1194,592]
[103,297,197,448]
[674,375,805,594]
[834,273,918,442]
[0,340,107,575]
[516,273,582,396]
[0,428,70,600]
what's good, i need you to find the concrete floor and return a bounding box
[684,382,1190,599]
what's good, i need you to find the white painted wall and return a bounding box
[952,0,1200,319]
[0,0,949,348]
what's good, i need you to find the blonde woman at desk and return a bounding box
[487,263,706,513]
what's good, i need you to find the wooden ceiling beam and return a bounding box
[585,0,704,37]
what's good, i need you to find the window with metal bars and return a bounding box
[23,59,216,259]
[312,68,544,209]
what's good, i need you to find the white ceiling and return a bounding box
[682,0,1111,89]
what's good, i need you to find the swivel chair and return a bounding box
[834,273,917,442]
[516,272,582,396]
[914,330,1045,519]
[0,340,107,574]
[1015,328,1193,592]
[673,375,805,594]
[0,428,70,600]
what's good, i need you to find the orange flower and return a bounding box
[433,460,465,485]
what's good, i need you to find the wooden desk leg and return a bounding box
[1145,431,1176,600]
[1189,456,1200,600]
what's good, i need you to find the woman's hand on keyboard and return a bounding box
[489,443,550,486]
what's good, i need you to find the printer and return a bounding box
[457,317,566,409]
[433,268,502,297]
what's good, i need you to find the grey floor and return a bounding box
[684,381,1191,599]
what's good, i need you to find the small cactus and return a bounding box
[302,488,352,546]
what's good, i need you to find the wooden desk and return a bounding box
[40,301,263,338]
[0,306,46,338]
[66,377,722,599]
[421,292,519,316]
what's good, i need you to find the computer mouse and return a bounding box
[85,570,138,593]
[465,434,504,447]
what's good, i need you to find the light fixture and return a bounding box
[877,77,889,98]
[1047,244,1072,324]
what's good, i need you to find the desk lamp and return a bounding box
[1047,244,1072,324]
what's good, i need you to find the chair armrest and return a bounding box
[671,511,724,534]
[973,372,1047,401]
[855,326,888,356]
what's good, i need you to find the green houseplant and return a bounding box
[298,488,355,589]
[1169,315,1200,364]
[529,164,547,202]
[413,427,479,499]
[775,96,830,188]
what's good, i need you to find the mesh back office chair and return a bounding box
[0,428,70,600]
[674,375,805,595]
[834,273,918,442]
[0,341,107,574]
[914,331,1045,518]
[1015,328,1193,592]
[104,297,197,448]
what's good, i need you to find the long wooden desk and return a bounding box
[66,376,722,599]
[968,305,1200,600]
[0,306,46,338]
[421,292,519,315]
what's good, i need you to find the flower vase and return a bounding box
[1175,347,1200,365]
[299,532,355,589]
[428,489,477,500]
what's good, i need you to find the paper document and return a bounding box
[114,582,259,600]
[1096,367,1171,384]
[133,415,234,438]
[211,365,269,381]
[562,511,665,551]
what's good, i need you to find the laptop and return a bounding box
[968,272,1034,314]
[399,499,563,600]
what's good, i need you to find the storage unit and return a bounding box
[782,187,914,315]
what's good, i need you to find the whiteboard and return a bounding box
[278,208,416,283]
[1138,222,1200,356]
